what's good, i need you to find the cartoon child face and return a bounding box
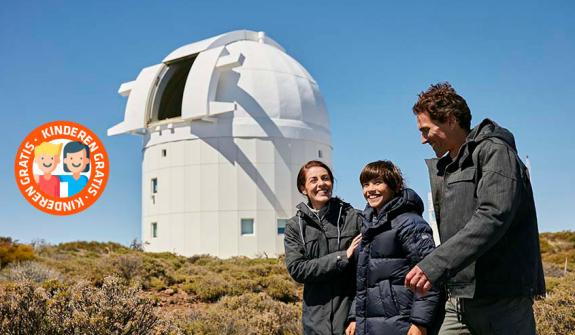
[35,153,60,174]
[64,149,89,174]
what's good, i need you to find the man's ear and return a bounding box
[447,113,458,129]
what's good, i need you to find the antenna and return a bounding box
[525,155,532,181]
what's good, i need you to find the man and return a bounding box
[404,82,545,334]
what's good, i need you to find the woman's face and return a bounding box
[362,178,394,212]
[301,166,333,210]
[64,149,89,174]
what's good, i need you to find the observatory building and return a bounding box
[108,30,331,257]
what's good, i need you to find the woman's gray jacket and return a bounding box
[284,197,361,335]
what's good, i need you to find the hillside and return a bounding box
[0,232,573,334]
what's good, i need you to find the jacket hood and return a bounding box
[362,188,424,230]
[468,119,517,152]
[296,197,352,225]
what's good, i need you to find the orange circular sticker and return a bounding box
[14,121,109,215]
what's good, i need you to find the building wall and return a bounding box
[142,136,332,257]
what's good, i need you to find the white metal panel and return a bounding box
[183,213,199,256]
[200,212,219,255]
[180,46,223,120]
[171,214,186,254]
[169,166,185,213]
[183,164,201,212]
[236,163,257,211]
[108,64,165,136]
[163,30,285,64]
[200,164,219,211]
[217,160,237,211]
[218,211,239,258]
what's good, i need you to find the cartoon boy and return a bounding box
[59,141,90,197]
[33,141,63,198]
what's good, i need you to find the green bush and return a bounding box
[0,237,35,268]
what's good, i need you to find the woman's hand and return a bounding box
[346,234,362,259]
[407,324,427,335]
[345,321,356,335]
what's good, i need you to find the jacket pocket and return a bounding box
[446,167,476,184]
[378,280,399,317]
[304,237,320,259]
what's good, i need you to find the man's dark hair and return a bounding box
[359,160,404,194]
[412,82,472,132]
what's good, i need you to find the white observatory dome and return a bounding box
[109,30,332,258]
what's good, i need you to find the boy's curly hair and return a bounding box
[412,82,472,131]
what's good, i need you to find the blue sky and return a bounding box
[1,1,573,245]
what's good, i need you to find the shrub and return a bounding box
[534,274,575,334]
[114,254,143,281]
[0,261,61,283]
[0,276,167,335]
[0,237,35,268]
[174,293,301,335]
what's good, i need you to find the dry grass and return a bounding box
[0,232,573,334]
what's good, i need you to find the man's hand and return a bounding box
[345,321,356,335]
[407,324,427,335]
[404,265,432,295]
[346,234,362,259]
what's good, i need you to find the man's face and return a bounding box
[35,154,60,174]
[64,149,89,174]
[416,111,455,158]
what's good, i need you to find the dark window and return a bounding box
[152,222,158,238]
[162,149,167,157]
[241,218,254,235]
[151,178,158,194]
[277,219,288,235]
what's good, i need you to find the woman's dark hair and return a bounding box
[63,141,90,173]
[359,160,404,194]
[296,160,334,194]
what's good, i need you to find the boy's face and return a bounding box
[362,178,394,212]
[64,149,89,174]
[35,154,60,174]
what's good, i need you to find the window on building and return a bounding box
[318,150,323,158]
[151,222,158,238]
[151,178,158,194]
[241,218,254,235]
[277,219,288,235]
[162,149,167,157]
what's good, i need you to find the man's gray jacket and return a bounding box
[418,119,546,299]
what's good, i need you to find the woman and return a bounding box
[353,160,442,335]
[284,160,362,335]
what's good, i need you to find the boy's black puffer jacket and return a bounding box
[355,188,443,335]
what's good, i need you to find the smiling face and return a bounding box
[35,154,60,174]
[64,149,89,174]
[362,178,395,212]
[301,166,333,210]
[416,111,457,158]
